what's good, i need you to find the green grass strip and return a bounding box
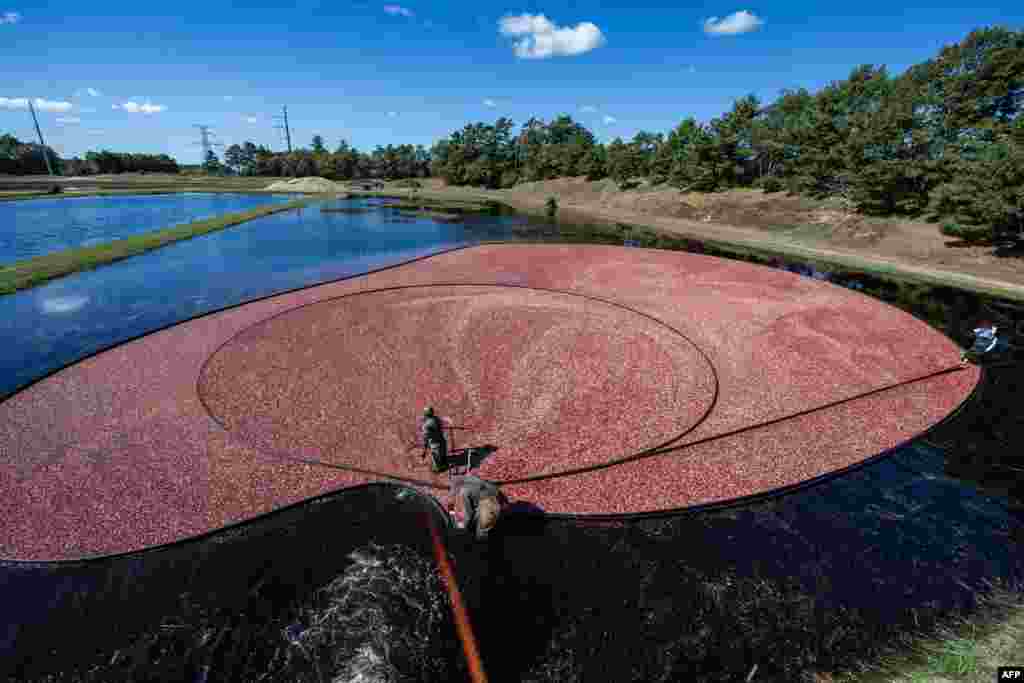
[0,198,314,295]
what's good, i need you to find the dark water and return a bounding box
[1,192,298,265]
[0,197,528,399]
[2,199,1022,682]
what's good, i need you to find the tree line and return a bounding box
[2,26,1020,242]
[431,27,1023,243]
[206,137,431,180]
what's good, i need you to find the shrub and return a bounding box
[760,177,783,193]
[545,196,559,218]
[393,178,421,189]
[940,221,992,243]
[499,170,520,188]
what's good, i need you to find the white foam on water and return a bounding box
[40,295,89,314]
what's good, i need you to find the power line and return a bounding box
[192,124,225,164]
[27,100,56,176]
[272,106,292,153]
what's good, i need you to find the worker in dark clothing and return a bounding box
[420,406,448,473]
[448,475,505,540]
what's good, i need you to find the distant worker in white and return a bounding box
[961,321,1001,364]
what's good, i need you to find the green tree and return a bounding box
[224,144,244,175]
[203,149,222,174]
[311,135,326,154]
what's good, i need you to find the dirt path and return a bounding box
[379,178,1024,301]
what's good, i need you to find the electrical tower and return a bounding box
[27,100,56,176]
[272,106,292,153]
[192,124,225,164]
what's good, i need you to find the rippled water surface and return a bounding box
[0,197,529,397]
[1,192,297,264]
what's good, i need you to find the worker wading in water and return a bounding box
[449,475,506,540]
[420,406,449,473]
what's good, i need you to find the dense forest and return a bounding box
[2,26,1021,242]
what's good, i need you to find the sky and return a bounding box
[2,1,1021,165]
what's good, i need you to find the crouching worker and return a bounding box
[449,475,506,541]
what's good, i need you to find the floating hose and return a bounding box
[423,510,489,683]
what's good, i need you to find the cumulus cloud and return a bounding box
[580,104,598,113]
[602,115,617,124]
[499,13,605,59]
[383,4,413,17]
[1,11,21,24]
[0,97,28,109]
[483,98,497,108]
[56,116,81,124]
[115,100,167,114]
[702,10,764,35]
[30,98,73,113]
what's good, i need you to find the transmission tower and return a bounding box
[27,100,56,176]
[192,124,225,164]
[272,106,292,153]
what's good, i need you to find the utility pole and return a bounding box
[27,100,56,176]
[273,106,292,153]
[193,124,224,165]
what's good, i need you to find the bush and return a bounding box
[393,178,421,188]
[499,170,520,188]
[759,176,783,193]
[545,196,559,218]
[940,222,992,243]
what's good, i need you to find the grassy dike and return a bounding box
[0,197,315,295]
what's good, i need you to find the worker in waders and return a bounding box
[420,406,449,473]
[961,321,1002,364]
[449,475,505,541]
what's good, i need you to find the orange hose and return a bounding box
[424,510,489,683]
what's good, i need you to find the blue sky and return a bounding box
[2,1,1021,165]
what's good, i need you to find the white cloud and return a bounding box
[580,104,598,113]
[387,111,398,117]
[383,4,413,17]
[116,100,167,114]
[111,103,120,109]
[86,87,101,97]
[56,116,81,124]
[483,98,497,108]
[603,115,617,124]
[0,11,21,24]
[245,115,258,124]
[33,98,73,113]
[499,13,605,59]
[702,10,764,35]
[0,97,28,109]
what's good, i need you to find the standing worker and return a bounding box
[449,475,505,541]
[420,406,449,473]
